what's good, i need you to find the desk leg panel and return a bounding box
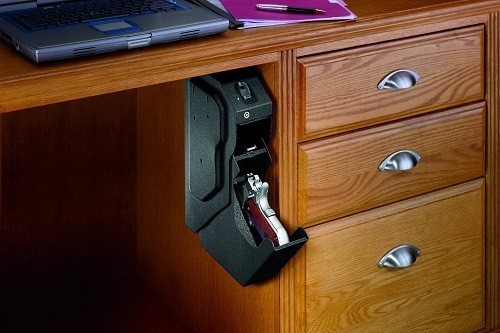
[0,92,137,319]
[136,80,278,333]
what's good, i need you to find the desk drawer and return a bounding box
[298,103,485,226]
[305,180,485,333]
[297,26,484,139]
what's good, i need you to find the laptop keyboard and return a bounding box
[8,0,187,31]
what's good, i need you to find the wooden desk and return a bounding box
[1,0,499,332]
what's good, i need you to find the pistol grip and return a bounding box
[244,199,280,247]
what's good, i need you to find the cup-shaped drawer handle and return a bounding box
[378,244,421,268]
[378,69,420,90]
[379,150,421,171]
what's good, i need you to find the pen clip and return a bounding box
[256,4,285,9]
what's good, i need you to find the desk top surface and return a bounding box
[0,0,498,112]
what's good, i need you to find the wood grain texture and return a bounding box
[1,1,500,114]
[296,15,488,57]
[257,62,281,333]
[0,52,278,115]
[297,26,484,139]
[487,11,500,331]
[298,103,485,227]
[274,50,308,333]
[0,91,137,316]
[136,80,278,333]
[305,180,485,333]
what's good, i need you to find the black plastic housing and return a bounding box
[185,69,308,286]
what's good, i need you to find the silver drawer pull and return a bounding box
[379,150,421,171]
[378,244,421,268]
[378,69,420,90]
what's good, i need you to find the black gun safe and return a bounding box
[185,69,308,286]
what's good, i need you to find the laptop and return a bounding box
[0,0,228,62]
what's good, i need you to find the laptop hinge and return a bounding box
[0,0,36,13]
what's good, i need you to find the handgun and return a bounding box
[241,174,290,247]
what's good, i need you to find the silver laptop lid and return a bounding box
[0,0,32,5]
[0,0,36,12]
[0,0,79,12]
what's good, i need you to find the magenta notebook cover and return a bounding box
[220,0,356,22]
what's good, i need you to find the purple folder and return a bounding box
[220,0,356,23]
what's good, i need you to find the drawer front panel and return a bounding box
[305,180,485,333]
[298,103,485,226]
[297,26,484,139]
